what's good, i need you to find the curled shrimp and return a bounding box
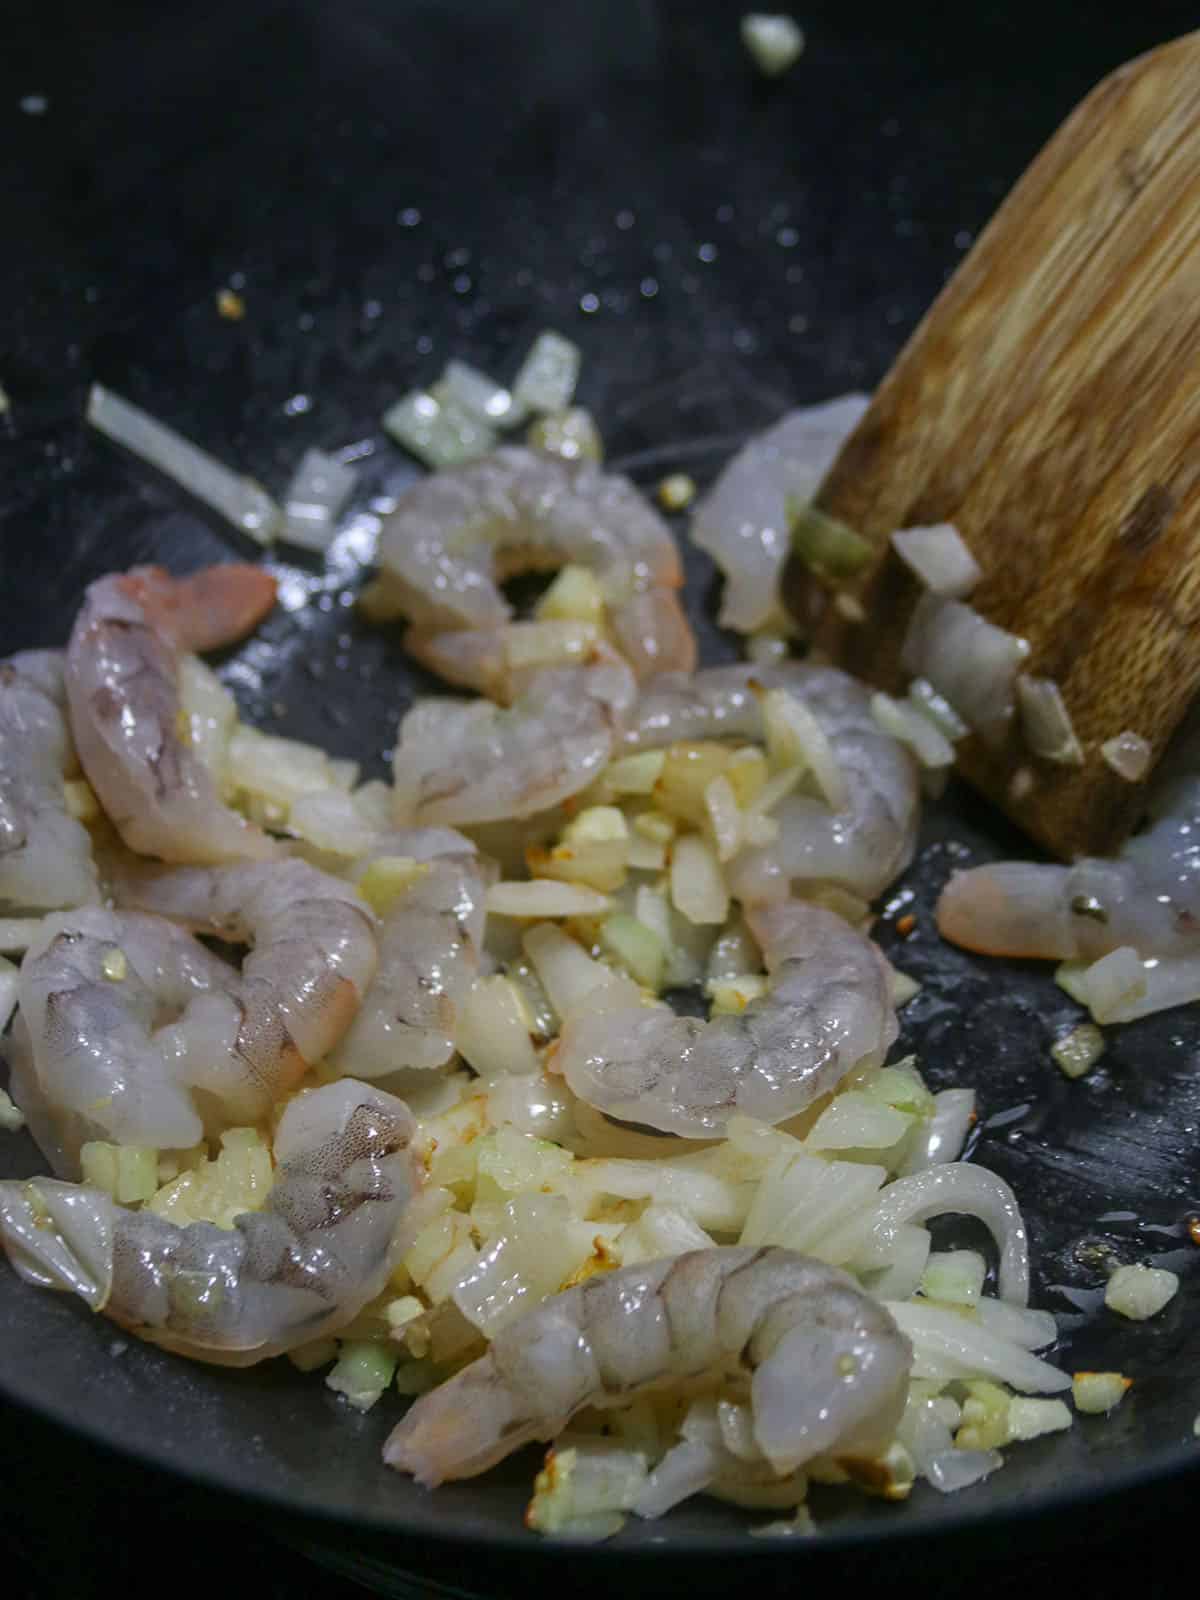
[0,650,98,911]
[384,1246,911,1486]
[626,663,920,901]
[0,1079,420,1366]
[937,773,1200,961]
[370,447,696,680]
[690,394,869,634]
[334,829,494,1077]
[554,899,896,1137]
[66,563,280,864]
[392,650,637,827]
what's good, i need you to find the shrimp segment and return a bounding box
[384,1247,911,1485]
[0,1079,420,1365]
[392,651,637,826]
[0,651,98,911]
[374,446,696,680]
[65,564,280,864]
[334,829,493,1077]
[109,858,378,1116]
[937,776,1200,960]
[626,663,920,900]
[555,899,896,1137]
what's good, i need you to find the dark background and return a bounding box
[4,0,1200,1593]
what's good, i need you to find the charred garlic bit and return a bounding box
[901,595,1030,748]
[741,14,805,76]
[1016,676,1084,766]
[1100,730,1152,782]
[891,524,982,600]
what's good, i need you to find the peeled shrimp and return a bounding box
[373,446,696,679]
[392,650,637,826]
[0,1079,419,1365]
[334,829,493,1077]
[937,773,1200,961]
[0,651,98,910]
[384,1246,911,1486]
[690,394,869,633]
[627,663,920,900]
[555,899,896,1137]
[66,564,280,864]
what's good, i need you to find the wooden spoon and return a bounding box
[784,30,1200,860]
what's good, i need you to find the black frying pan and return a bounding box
[2,0,1198,1576]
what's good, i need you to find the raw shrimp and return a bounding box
[66,563,280,864]
[334,829,493,1077]
[937,774,1200,961]
[690,394,869,634]
[108,857,378,1118]
[554,898,896,1137]
[384,1246,911,1486]
[371,446,696,680]
[0,651,98,910]
[626,662,920,901]
[0,1079,420,1365]
[392,650,637,826]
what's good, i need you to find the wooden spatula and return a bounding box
[784,31,1200,860]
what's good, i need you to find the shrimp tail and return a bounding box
[120,564,277,652]
[936,863,1077,959]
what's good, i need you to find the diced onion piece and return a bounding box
[535,564,607,626]
[866,1163,1029,1305]
[633,884,673,948]
[632,808,677,844]
[288,789,379,857]
[974,1298,1057,1350]
[86,384,281,543]
[670,833,729,925]
[891,523,982,599]
[741,12,805,75]
[526,1439,650,1540]
[1016,675,1084,766]
[511,331,581,416]
[901,595,1029,747]
[353,855,426,916]
[707,916,761,983]
[747,763,804,818]
[655,742,734,827]
[457,976,540,1077]
[600,913,665,992]
[907,677,969,741]
[0,955,19,1036]
[453,1193,587,1335]
[504,618,601,672]
[281,447,357,551]
[762,689,848,809]
[1101,730,1152,782]
[627,833,667,871]
[706,973,769,1015]
[1007,1398,1073,1442]
[177,656,238,787]
[806,1092,911,1152]
[228,725,357,815]
[81,1142,159,1205]
[901,1089,975,1174]
[919,1249,987,1308]
[704,774,743,862]
[438,359,517,424]
[618,1203,715,1266]
[1072,1371,1132,1414]
[529,806,630,893]
[886,1301,1071,1393]
[0,918,43,955]
[326,1340,398,1411]
[726,747,769,808]
[871,691,955,769]
[1064,946,1146,1024]
[603,750,665,796]
[1104,1263,1179,1321]
[863,1224,931,1301]
[523,922,626,1018]
[486,880,611,918]
[657,473,697,511]
[382,389,497,468]
[1051,1023,1105,1080]
[487,1071,575,1142]
[527,407,603,463]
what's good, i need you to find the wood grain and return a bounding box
[798,31,1200,859]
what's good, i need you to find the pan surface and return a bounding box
[1,0,1198,1558]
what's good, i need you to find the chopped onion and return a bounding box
[456,976,540,1077]
[87,384,280,542]
[871,691,955,769]
[762,689,848,810]
[527,407,603,463]
[1104,1263,1179,1321]
[1050,1022,1105,1079]
[617,1203,716,1266]
[740,13,805,76]
[862,1224,931,1301]
[907,677,969,741]
[486,1071,575,1142]
[522,922,627,1019]
[901,595,1029,747]
[1072,1371,1132,1413]
[975,1297,1058,1350]
[740,1150,886,1262]
[927,1448,1003,1494]
[919,1249,987,1308]
[900,1089,976,1174]
[886,1301,1071,1392]
[806,1092,912,1152]
[1016,675,1084,766]
[382,389,497,468]
[438,359,517,424]
[864,1163,1029,1304]
[670,833,729,925]
[511,331,581,416]
[704,774,743,862]
[280,448,357,551]
[486,880,611,918]
[534,563,607,626]
[891,523,982,599]
[1101,730,1152,782]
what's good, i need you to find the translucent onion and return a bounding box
[281,447,357,551]
[1100,730,1152,782]
[886,1301,1071,1392]
[87,384,280,543]
[900,1089,976,1174]
[511,331,581,416]
[891,523,982,599]
[871,692,955,769]
[864,1162,1029,1304]
[1016,675,1084,766]
[975,1298,1058,1351]
[901,594,1030,747]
